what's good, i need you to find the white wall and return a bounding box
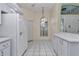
[27,20,33,41]
[21,7,52,40]
[21,8,34,40]
[20,4,62,40]
[21,8,35,21]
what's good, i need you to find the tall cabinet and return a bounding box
[0,3,27,56]
[0,14,28,56]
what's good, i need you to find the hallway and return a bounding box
[24,40,56,56]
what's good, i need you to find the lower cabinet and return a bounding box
[54,36,68,56]
[54,35,79,56]
[54,33,79,56]
[53,36,58,55]
[0,47,10,56]
[57,38,62,56]
[2,47,10,56]
[0,40,11,56]
[0,51,2,56]
[62,40,68,56]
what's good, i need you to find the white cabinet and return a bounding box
[0,4,10,13]
[0,51,2,56]
[0,10,1,24]
[0,4,17,13]
[57,38,62,56]
[2,47,10,56]
[0,4,11,25]
[0,40,11,56]
[58,38,68,56]
[54,36,69,56]
[61,15,79,33]
[54,35,69,56]
[53,36,58,55]
[54,32,79,56]
[62,40,68,56]
[0,3,22,25]
[0,14,27,56]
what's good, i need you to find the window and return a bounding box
[40,17,48,36]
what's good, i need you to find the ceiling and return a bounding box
[18,3,55,13]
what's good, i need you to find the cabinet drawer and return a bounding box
[0,40,10,50]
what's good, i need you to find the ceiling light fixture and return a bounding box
[40,7,47,22]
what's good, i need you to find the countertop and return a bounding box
[55,32,79,42]
[0,36,11,43]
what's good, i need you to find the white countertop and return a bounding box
[55,32,79,42]
[0,37,11,43]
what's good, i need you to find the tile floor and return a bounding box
[24,40,56,56]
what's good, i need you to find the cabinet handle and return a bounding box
[20,32,22,36]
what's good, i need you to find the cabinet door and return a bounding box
[54,36,59,55]
[53,36,55,50]
[0,51,2,56]
[0,10,1,24]
[58,38,62,56]
[3,47,10,56]
[62,40,68,56]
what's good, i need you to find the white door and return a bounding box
[23,20,28,49]
[17,16,24,56]
[17,15,27,56]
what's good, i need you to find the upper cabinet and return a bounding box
[6,3,22,14]
[60,4,79,33]
[0,3,22,24]
[0,3,22,13]
[61,4,79,14]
